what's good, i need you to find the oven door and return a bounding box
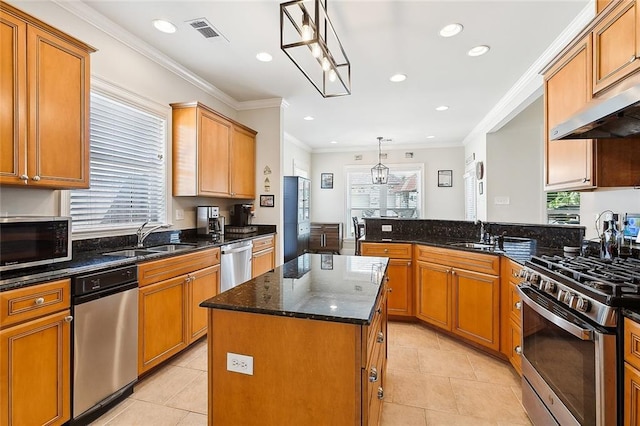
[518,286,617,426]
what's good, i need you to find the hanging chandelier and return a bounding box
[280,0,351,97]
[371,137,389,185]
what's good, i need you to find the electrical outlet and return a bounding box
[227,352,253,375]
[382,225,392,232]
[175,209,184,220]
[494,196,510,205]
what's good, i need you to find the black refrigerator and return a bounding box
[283,176,310,262]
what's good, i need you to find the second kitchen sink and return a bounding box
[103,243,197,257]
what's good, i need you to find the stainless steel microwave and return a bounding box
[0,216,72,272]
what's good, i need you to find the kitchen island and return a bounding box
[200,253,389,426]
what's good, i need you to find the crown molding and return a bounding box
[311,141,462,154]
[53,0,241,110]
[284,132,312,152]
[462,1,595,145]
[237,98,288,111]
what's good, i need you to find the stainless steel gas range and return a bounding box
[517,255,640,426]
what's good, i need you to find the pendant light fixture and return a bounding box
[371,137,389,184]
[280,0,351,97]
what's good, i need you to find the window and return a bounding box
[547,191,580,224]
[69,90,167,234]
[346,165,422,237]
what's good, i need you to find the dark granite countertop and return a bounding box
[624,308,640,323]
[0,227,277,291]
[359,235,564,264]
[200,253,389,325]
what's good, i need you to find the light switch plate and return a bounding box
[494,196,510,205]
[382,225,392,232]
[227,352,253,375]
[175,209,184,220]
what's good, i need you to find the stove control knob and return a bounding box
[544,281,556,294]
[537,279,546,291]
[518,269,527,279]
[557,289,566,302]
[529,274,540,285]
[576,298,591,313]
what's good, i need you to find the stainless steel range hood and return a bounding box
[550,83,640,140]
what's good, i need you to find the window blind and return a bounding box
[70,92,167,232]
[463,171,476,221]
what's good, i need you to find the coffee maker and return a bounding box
[197,206,224,237]
[230,203,254,226]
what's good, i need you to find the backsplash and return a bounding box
[363,218,585,249]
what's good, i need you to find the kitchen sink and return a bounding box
[448,242,495,249]
[103,249,157,257]
[146,243,197,252]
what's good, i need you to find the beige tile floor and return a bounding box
[92,321,531,426]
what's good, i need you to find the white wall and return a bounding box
[486,97,546,224]
[464,135,488,221]
[0,1,280,238]
[283,134,312,177]
[310,146,465,234]
[580,189,640,240]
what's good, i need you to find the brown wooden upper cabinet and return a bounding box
[0,3,94,189]
[543,0,640,191]
[597,0,616,14]
[171,102,257,198]
[544,34,595,191]
[593,0,640,94]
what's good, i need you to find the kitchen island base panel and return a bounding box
[208,309,362,425]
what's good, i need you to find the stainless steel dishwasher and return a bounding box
[220,240,253,292]
[71,265,138,425]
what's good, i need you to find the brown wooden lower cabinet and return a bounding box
[309,223,343,254]
[500,258,523,374]
[0,279,72,426]
[361,242,413,317]
[252,235,275,278]
[625,362,640,426]
[138,248,220,374]
[414,245,500,352]
[206,283,387,425]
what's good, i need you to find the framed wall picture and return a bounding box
[320,173,334,189]
[437,170,453,187]
[259,194,274,207]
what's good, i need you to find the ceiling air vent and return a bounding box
[185,18,227,41]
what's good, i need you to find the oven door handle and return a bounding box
[519,288,594,341]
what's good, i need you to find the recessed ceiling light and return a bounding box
[426,135,435,139]
[468,45,490,57]
[303,116,314,121]
[390,73,407,82]
[256,52,272,62]
[152,19,177,34]
[435,105,449,111]
[330,140,338,144]
[439,23,463,38]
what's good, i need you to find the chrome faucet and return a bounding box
[475,220,485,243]
[136,222,169,248]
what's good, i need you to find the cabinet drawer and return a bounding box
[363,285,387,367]
[507,317,522,375]
[138,248,219,287]
[414,245,499,276]
[252,235,274,253]
[0,279,70,327]
[625,317,640,371]
[361,242,412,259]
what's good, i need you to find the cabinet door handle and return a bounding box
[19,174,29,182]
[369,367,379,382]
[630,55,637,63]
[515,301,522,310]
[377,387,384,400]
[582,178,591,183]
[514,345,522,355]
[64,315,73,323]
[32,175,41,182]
[451,270,456,276]
[35,297,45,306]
[383,248,388,253]
[377,331,385,343]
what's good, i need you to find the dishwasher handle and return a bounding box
[221,244,253,255]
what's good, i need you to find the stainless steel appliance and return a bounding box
[71,265,138,425]
[220,240,253,292]
[197,206,224,236]
[230,203,254,227]
[517,255,640,426]
[0,216,71,271]
[550,82,640,140]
